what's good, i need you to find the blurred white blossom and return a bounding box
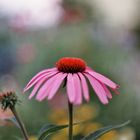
[0,0,64,29]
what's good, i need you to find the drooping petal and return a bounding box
[36,73,60,101]
[78,72,89,102]
[73,74,82,105]
[24,68,57,90]
[85,68,119,89]
[28,76,48,99]
[67,74,76,103]
[24,69,58,92]
[102,84,112,99]
[84,73,108,104]
[25,68,57,87]
[47,73,67,100]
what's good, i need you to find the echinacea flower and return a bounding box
[0,91,18,110]
[24,57,119,105]
[0,92,29,139]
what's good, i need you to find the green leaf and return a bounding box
[81,120,130,140]
[38,122,82,140]
[38,124,68,140]
[5,116,20,128]
[13,136,23,140]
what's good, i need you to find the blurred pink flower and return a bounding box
[62,4,86,24]
[0,108,13,126]
[0,109,13,120]
[10,12,30,32]
[24,57,119,105]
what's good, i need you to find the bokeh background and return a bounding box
[0,0,140,139]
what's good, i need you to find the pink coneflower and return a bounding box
[24,57,119,105]
[0,108,14,126]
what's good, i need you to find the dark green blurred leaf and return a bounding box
[38,122,82,140]
[81,120,130,140]
[13,136,23,140]
[39,124,56,135]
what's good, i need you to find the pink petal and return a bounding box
[73,74,82,105]
[24,68,57,90]
[47,73,67,100]
[24,69,58,92]
[78,72,89,102]
[36,73,60,101]
[102,84,112,99]
[85,68,119,89]
[28,76,48,99]
[25,68,56,87]
[67,74,76,103]
[84,73,109,104]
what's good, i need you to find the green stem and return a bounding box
[10,107,29,140]
[68,101,73,140]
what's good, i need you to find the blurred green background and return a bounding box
[0,0,140,139]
